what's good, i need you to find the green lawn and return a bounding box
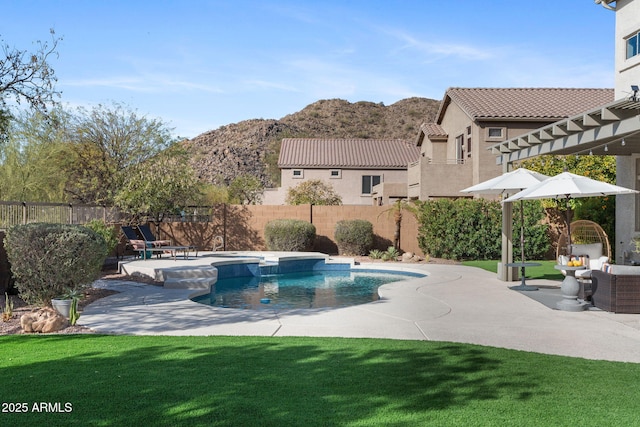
[462,260,564,281]
[1,335,639,426]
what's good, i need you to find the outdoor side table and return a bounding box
[506,262,541,291]
[554,265,588,311]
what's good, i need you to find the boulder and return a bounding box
[21,307,68,333]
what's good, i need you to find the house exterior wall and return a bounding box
[414,99,556,199]
[615,0,640,99]
[372,182,408,205]
[614,0,640,263]
[276,167,409,206]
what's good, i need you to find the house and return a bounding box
[408,87,614,200]
[262,138,419,205]
[492,0,640,267]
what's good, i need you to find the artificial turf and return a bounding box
[462,259,564,281]
[1,335,639,426]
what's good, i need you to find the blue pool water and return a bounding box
[192,270,424,310]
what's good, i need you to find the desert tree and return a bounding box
[0,108,71,202]
[286,179,342,206]
[114,144,204,223]
[0,29,61,139]
[63,103,174,205]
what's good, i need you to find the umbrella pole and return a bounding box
[566,195,572,256]
[520,200,525,264]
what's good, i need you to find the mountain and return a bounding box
[183,97,440,187]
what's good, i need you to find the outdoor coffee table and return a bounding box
[554,265,588,311]
[506,262,541,291]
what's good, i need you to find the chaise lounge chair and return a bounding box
[137,224,199,260]
[121,225,152,259]
[137,224,172,247]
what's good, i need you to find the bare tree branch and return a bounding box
[0,28,61,115]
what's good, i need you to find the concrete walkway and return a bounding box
[81,263,640,363]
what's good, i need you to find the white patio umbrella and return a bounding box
[503,171,639,252]
[461,168,550,290]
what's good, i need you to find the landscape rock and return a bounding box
[20,307,69,333]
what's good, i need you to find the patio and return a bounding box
[81,258,640,363]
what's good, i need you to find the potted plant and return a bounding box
[51,289,82,325]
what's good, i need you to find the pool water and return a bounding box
[192,270,422,310]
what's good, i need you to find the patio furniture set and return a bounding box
[556,222,640,313]
[121,225,198,261]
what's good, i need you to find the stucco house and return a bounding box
[493,0,640,268]
[408,87,614,200]
[262,138,419,205]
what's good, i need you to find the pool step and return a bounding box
[162,266,218,290]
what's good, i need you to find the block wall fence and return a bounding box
[156,204,423,255]
[0,204,424,292]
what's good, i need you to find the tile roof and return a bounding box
[437,87,615,123]
[420,123,447,137]
[278,138,419,169]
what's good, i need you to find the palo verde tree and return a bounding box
[0,29,61,139]
[63,103,174,205]
[0,108,71,202]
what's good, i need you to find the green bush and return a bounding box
[414,198,549,261]
[84,219,119,257]
[334,219,374,256]
[265,219,316,251]
[4,223,107,306]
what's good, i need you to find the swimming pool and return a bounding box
[192,269,425,310]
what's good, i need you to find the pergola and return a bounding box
[490,96,640,280]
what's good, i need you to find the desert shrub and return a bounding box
[368,249,384,259]
[4,223,107,306]
[265,219,316,251]
[381,246,401,261]
[84,219,119,257]
[334,219,374,256]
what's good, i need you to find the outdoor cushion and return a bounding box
[606,265,640,275]
[571,243,603,260]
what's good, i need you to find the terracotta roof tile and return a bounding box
[278,138,419,169]
[437,88,614,122]
[420,123,447,137]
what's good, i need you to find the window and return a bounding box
[627,30,640,60]
[455,134,464,163]
[362,175,381,194]
[487,127,504,139]
[292,169,303,179]
[330,169,341,179]
[466,126,472,157]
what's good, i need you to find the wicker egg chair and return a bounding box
[556,220,611,259]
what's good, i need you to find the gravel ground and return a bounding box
[0,272,124,335]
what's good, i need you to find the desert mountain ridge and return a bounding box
[183,97,440,187]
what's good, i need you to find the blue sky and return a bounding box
[3,1,616,139]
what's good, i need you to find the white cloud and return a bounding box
[62,75,223,94]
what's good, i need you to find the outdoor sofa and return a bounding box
[591,265,640,313]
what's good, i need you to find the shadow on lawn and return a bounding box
[0,335,538,426]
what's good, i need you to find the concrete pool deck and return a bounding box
[80,256,640,363]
